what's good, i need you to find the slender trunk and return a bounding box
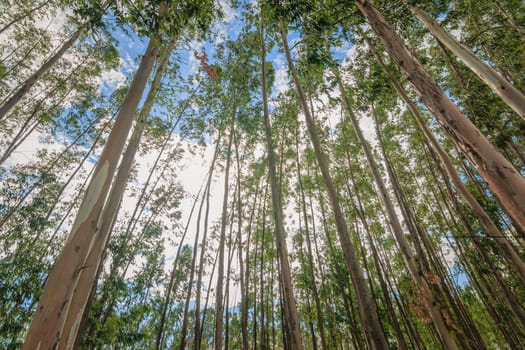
[343,148,409,350]
[0,1,47,35]
[155,186,201,350]
[366,39,525,283]
[179,136,220,350]
[279,21,388,350]
[410,5,525,120]
[295,132,327,350]
[234,133,250,350]
[193,135,222,350]
[199,248,220,349]
[22,36,159,350]
[215,112,236,350]
[356,0,525,238]
[0,21,91,121]
[260,13,304,350]
[336,68,459,348]
[224,214,236,350]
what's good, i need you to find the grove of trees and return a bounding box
[0,0,524,349]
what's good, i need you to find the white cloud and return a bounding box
[272,56,290,97]
[98,68,126,91]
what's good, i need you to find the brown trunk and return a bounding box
[356,0,525,241]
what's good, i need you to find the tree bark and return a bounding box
[260,14,305,350]
[0,21,90,121]
[22,36,159,350]
[410,5,525,121]
[63,39,174,349]
[279,19,389,349]
[356,0,525,238]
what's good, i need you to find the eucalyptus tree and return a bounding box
[61,39,176,348]
[22,1,215,348]
[258,4,306,348]
[271,2,389,348]
[406,3,525,121]
[354,0,525,236]
[0,1,110,121]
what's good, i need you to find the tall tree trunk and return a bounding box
[193,135,222,350]
[343,147,410,350]
[62,38,174,349]
[279,20,389,350]
[155,186,201,350]
[179,135,220,350]
[410,5,525,120]
[294,132,327,350]
[0,21,91,121]
[335,65,459,348]
[215,111,236,350]
[260,13,304,350]
[22,36,160,350]
[366,39,525,283]
[234,132,250,350]
[355,0,525,238]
